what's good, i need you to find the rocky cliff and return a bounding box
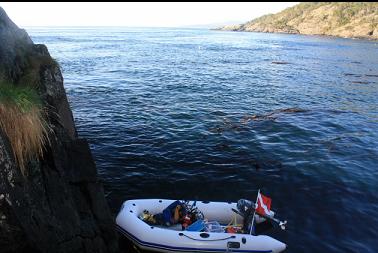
[0,6,118,253]
[216,2,378,40]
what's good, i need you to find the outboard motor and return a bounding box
[237,199,254,216]
[237,198,288,233]
[237,199,255,233]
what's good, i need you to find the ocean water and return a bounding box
[26,27,378,253]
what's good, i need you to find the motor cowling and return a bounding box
[237,199,255,233]
[237,199,254,216]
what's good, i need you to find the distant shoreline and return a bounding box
[211,28,378,42]
[215,3,378,43]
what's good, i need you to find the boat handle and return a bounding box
[179,233,236,241]
[227,241,240,252]
[227,241,240,249]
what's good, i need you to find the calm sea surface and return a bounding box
[27,27,378,253]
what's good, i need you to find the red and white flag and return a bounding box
[256,192,272,216]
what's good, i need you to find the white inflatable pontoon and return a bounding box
[116,199,287,253]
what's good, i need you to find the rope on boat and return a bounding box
[179,233,236,241]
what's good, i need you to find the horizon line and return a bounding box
[22,25,225,29]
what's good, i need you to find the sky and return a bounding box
[1,2,298,28]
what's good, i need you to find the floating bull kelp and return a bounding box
[344,73,362,77]
[209,117,246,134]
[240,107,309,125]
[209,108,310,133]
[271,61,290,65]
[351,81,371,84]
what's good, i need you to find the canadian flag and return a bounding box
[256,192,272,216]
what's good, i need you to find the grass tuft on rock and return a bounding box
[0,81,50,174]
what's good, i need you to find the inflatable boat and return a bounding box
[116,199,287,253]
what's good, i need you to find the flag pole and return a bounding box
[249,189,260,235]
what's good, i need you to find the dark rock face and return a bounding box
[0,6,119,253]
[0,7,33,82]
